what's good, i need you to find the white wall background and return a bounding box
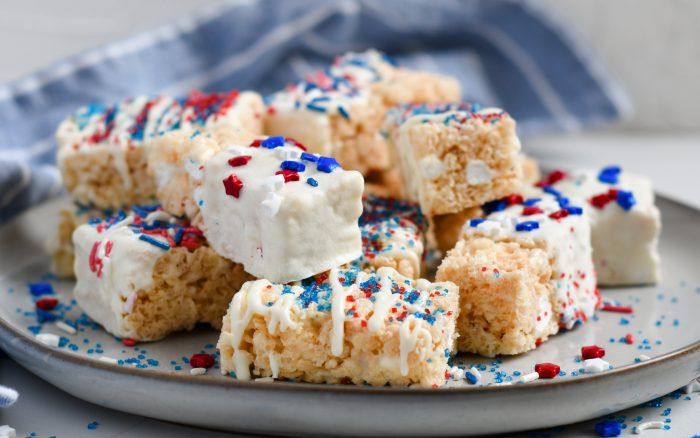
[1,0,698,131]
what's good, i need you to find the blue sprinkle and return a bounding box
[87,421,100,430]
[306,103,326,113]
[469,218,485,227]
[542,185,563,198]
[190,130,201,140]
[317,156,340,173]
[306,178,318,187]
[138,234,171,251]
[338,106,350,120]
[565,206,584,215]
[558,196,570,208]
[515,221,540,232]
[598,165,621,184]
[595,419,621,437]
[616,190,636,211]
[482,200,507,214]
[261,136,285,149]
[522,198,541,206]
[281,160,306,172]
[300,152,318,162]
[28,283,54,296]
[465,371,479,384]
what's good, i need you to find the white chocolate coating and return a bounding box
[197,138,364,283]
[72,209,177,338]
[550,168,661,285]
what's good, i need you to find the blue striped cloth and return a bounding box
[0,0,628,222]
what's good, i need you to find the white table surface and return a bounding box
[2,133,700,437]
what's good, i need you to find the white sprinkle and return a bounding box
[448,366,465,380]
[255,377,274,383]
[477,220,502,233]
[492,382,512,386]
[0,425,16,438]
[466,366,481,384]
[55,321,77,335]
[520,371,540,383]
[633,420,665,434]
[584,358,610,374]
[35,333,60,348]
[683,378,700,394]
[466,160,493,185]
[260,192,282,217]
[190,367,207,376]
[419,155,446,180]
[264,174,285,192]
[638,354,651,362]
[98,356,118,365]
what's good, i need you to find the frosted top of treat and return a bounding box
[356,196,425,276]
[539,166,654,213]
[57,90,255,152]
[382,102,508,136]
[223,265,456,379]
[462,193,598,329]
[264,49,398,120]
[72,205,205,337]
[84,204,205,254]
[197,136,364,283]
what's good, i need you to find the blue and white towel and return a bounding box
[0,0,628,222]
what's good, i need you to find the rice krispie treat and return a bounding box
[73,206,254,341]
[382,102,522,217]
[148,127,257,218]
[540,166,661,285]
[152,134,365,283]
[436,194,599,357]
[57,90,264,209]
[217,265,458,387]
[357,195,426,279]
[264,50,461,188]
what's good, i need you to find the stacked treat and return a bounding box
[51,49,662,387]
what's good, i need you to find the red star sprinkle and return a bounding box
[535,362,560,379]
[223,174,244,198]
[581,345,606,360]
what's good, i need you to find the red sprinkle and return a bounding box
[190,354,215,369]
[535,363,560,379]
[506,194,524,205]
[223,174,244,198]
[522,206,543,216]
[600,304,633,314]
[536,169,568,187]
[275,169,300,183]
[249,139,262,147]
[581,345,606,360]
[122,338,136,347]
[228,155,252,167]
[625,334,635,345]
[549,209,569,220]
[36,298,59,311]
[285,137,308,151]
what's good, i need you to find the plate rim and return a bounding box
[1,194,699,396]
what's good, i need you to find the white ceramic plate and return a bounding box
[1,196,699,436]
